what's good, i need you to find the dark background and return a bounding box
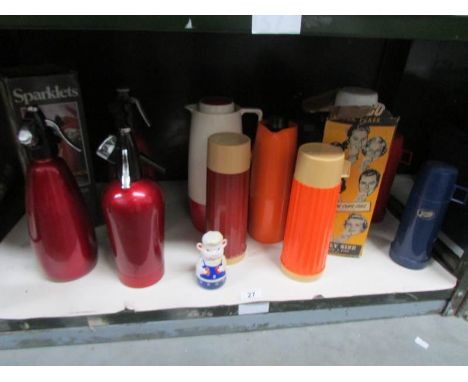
[1,29,468,237]
[1,30,410,180]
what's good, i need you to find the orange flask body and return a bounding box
[249,118,297,243]
[281,143,346,281]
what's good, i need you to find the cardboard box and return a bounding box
[322,105,399,257]
[0,66,97,220]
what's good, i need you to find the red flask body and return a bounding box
[206,169,250,261]
[102,179,165,288]
[25,158,97,281]
[206,132,251,264]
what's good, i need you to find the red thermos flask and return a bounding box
[206,133,251,264]
[17,106,97,281]
[372,133,404,223]
[98,127,165,288]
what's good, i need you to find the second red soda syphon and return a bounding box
[97,96,166,288]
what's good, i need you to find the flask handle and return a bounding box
[452,185,468,206]
[240,108,263,122]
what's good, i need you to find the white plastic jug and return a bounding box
[186,97,262,231]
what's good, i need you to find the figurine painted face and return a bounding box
[196,231,227,261]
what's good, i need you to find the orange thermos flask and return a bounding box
[281,143,348,281]
[249,117,298,243]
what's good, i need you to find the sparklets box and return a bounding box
[0,66,97,219]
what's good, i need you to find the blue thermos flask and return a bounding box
[390,161,458,269]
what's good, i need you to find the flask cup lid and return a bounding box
[208,132,251,175]
[294,143,347,189]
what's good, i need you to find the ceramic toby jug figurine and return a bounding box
[196,231,227,289]
[186,97,262,231]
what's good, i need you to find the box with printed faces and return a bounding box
[322,105,399,257]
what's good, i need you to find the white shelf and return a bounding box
[0,181,457,320]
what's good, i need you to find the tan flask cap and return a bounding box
[294,143,346,188]
[208,132,251,175]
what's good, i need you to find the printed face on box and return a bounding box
[363,137,387,161]
[345,124,371,164]
[350,128,368,150]
[345,215,367,235]
[335,214,369,244]
[359,169,380,196]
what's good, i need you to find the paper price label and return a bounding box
[241,289,263,302]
